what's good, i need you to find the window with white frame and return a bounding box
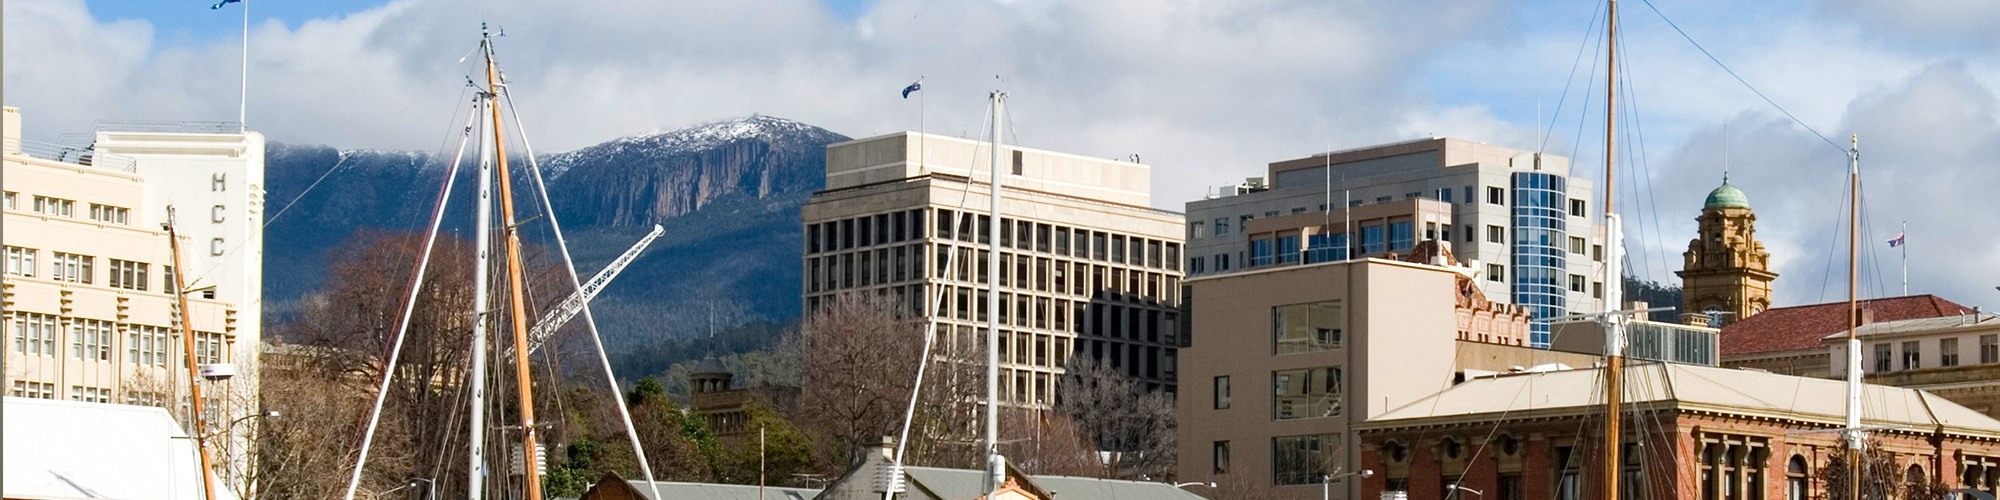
[194,332,228,364]
[32,196,75,217]
[128,325,169,367]
[6,246,37,277]
[109,259,148,291]
[69,385,112,403]
[11,312,58,356]
[51,252,93,284]
[71,319,113,361]
[3,191,15,209]
[88,204,130,225]
[11,380,56,399]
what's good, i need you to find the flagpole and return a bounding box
[239,0,249,130]
[1901,220,1908,296]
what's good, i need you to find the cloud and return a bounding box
[5,0,1996,309]
[1635,62,2000,309]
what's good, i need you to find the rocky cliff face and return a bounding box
[261,116,849,346]
[542,115,846,227]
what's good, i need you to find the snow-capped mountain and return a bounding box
[541,115,847,226]
[261,115,851,348]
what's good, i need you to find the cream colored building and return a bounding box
[1826,311,2000,418]
[802,131,1186,405]
[3,106,263,493]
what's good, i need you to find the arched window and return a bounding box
[1906,464,1926,489]
[1786,455,1809,500]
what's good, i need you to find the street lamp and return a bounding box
[379,477,434,499]
[1323,469,1375,500]
[1174,482,1217,489]
[1449,484,1484,499]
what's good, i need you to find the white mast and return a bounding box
[984,89,1008,496]
[466,77,497,500]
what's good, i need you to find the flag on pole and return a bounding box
[901,79,923,99]
[1887,232,1905,247]
[211,0,241,9]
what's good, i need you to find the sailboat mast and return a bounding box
[167,208,221,500]
[467,30,499,500]
[983,89,1008,496]
[1844,135,1863,499]
[1601,1,1626,499]
[484,30,548,500]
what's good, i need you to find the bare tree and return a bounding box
[1056,356,1177,481]
[793,292,929,470]
[1821,439,1951,500]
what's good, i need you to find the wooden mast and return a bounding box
[167,207,221,500]
[1602,0,1625,498]
[1844,135,1863,500]
[483,30,547,500]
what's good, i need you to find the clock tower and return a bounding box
[1677,177,1776,326]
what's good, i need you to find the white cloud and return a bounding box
[5,0,1996,308]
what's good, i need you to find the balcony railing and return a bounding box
[4,138,138,173]
[94,119,244,135]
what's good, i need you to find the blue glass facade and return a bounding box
[1511,172,1568,347]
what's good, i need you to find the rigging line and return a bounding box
[1565,12,1608,178]
[1540,0,1607,154]
[499,89,665,500]
[1614,32,1673,284]
[1815,177,1851,303]
[188,84,478,295]
[1448,372,1536,494]
[341,96,480,500]
[1635,0,1845,154]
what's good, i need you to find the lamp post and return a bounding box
[1324,469,1375,500]
[1449,484,1484,499]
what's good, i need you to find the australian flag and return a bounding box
[211,0,241,9]
[1887,232,1906,247]
[901,79,922,99]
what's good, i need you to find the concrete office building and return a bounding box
[2,106,265,493]
[1186,138,1606,347]
[801,132,1186,405]
[1826,311,2000,419]
[1176,258,1467,499]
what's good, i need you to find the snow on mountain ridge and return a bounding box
[540,115,839,179]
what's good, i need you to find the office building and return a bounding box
[2,106,265,492]
[1354,363,2000,500]
[1825,311,2000,419]
[801,132,1186,404]
[1186,138,1605,347]
[1177,257,1478,499]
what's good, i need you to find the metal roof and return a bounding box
[1358,363,2000,439]
[2,397,238,500]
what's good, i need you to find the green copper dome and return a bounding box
[1704,181,1749,209]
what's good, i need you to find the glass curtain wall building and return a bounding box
[1511,172,1568,346]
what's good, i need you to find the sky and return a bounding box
[7,0,1999,310]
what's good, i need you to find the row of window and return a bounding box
[4,191,133,225]
[1208,433,1348,486]
[4,246,167,292]
[1192,184,1590,242]
[1871,335,2000,372]
[806,243,1181,302]
[10,312,223,365]
[810,209,1184,272]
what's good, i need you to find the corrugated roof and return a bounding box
[2,397,237,500]
[1719,295,1974,356]
[899,466,1210,500]
[621,480,819,500]
[1825,313,2000,341]
[1359,363,2000,439]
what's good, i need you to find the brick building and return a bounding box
[1354,362,2000,500]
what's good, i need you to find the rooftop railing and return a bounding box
[4,137,138,173]
[93,119,244,135]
